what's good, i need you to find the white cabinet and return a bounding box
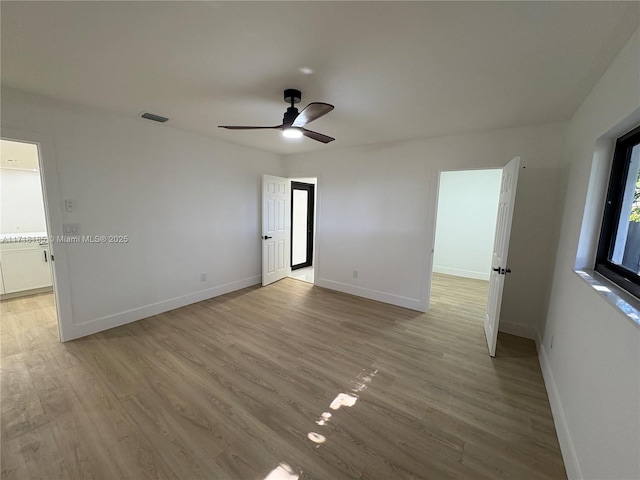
[0,240,52,294]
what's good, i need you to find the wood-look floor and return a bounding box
[1,274,566,479]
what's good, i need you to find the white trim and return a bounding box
[66,275,261,340]
[433,266,490,281]
[315,278,426,312]
[539,346,583,480]
[536,329,544,352]
[312,174,322,285]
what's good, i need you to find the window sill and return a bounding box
[575,269,640,329]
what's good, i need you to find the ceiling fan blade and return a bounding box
[218,125,282,130]
[302,128,335,144]
[291,103,334,127]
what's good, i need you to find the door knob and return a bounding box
[262,235,272,240]
[493,267,512,275]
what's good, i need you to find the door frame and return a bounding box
[1,127,73,341]
[290,181,315,271]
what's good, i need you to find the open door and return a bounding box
[262,174,291,286]
[484,156,520,357]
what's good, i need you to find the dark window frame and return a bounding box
[595,124,640,299]
[290,181,315,271]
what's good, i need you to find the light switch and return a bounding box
[64,199,76,212]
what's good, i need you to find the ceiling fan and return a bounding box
[218,89,335,143]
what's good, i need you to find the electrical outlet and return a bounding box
[353,270,358,279]
[62,223,80,235]
[64,199,76,212]
[200,273,207,282]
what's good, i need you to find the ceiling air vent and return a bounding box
[140,112,169,123]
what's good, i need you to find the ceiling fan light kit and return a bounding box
[282,128,303,139]
[218,89,335,144]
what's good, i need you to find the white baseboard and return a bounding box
[498,320,538,340]
[315,278,426,312]
[65,275,261,341]
[536,330,544,352]
[538,346,582,479]
[433,266,490,281]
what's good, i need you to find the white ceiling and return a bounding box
[1,2,638,155]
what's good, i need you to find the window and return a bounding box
[596,124,640,298]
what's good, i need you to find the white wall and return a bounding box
[433,169,501,281]
[540,27,640,480]
[284,122,567,338]
[1,88,283,340]
[1,168,47,234]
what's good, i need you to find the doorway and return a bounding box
[432,169,502,280]
[430,168,502,320]
[430,158,521,357]
[290,178,316,284]
[261,175,318,286]
[1,138,59,334]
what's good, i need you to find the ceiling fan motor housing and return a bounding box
[284,88,301,105]
[283,89,302,126]
[283,107,299,126]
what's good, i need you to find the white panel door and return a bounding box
[262,174,291,286]
[484,156,520,357]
